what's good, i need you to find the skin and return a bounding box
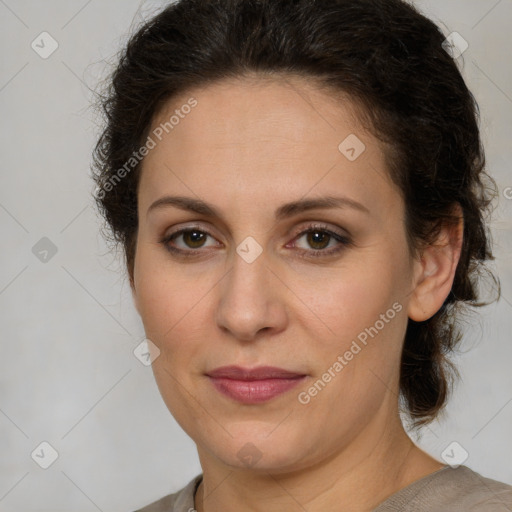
[130,74,463,512]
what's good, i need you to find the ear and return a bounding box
[407,204,464,322]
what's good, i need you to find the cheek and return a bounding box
[292,269,407,421]
[291,257,403,340]
[133,252,211,421]
[134,247,211,343]
[288,251,409,405]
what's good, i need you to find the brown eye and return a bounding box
[180,230,207,248]
[160,227,220,256]
[305,230,332,250]
[291,224,352,259]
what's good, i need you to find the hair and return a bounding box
[91,0,499,428]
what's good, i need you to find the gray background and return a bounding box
[0,0,511,510]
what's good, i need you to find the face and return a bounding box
[132,75,419,473]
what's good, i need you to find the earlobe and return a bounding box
[407,206,464,322]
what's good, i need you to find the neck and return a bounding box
[194,411,443,512]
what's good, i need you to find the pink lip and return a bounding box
[206,365,307,404]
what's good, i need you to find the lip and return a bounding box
[207,365,306,380]
[206,365,307,404]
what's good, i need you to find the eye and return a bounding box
[160,226,219,256]
[289,223,352,258]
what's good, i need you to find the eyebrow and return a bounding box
[147,195,370,220]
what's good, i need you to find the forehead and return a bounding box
[138,75,395,217]
[150,74,365,149]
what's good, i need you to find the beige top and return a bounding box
[134,465,512,511]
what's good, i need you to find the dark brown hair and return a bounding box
[91,0,498,428]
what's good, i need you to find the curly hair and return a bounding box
[91,0,499,428]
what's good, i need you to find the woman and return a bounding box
[92,0,512,510]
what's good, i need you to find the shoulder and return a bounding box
[375,465,512,511]
[132,474,203,512]
[439,465,512,510]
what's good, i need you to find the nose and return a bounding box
[215,247,288,342]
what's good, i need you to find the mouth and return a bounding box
[205,365,307,404]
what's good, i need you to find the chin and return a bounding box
[203,427,316,474]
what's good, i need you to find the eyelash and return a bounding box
[159,223,352,259]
